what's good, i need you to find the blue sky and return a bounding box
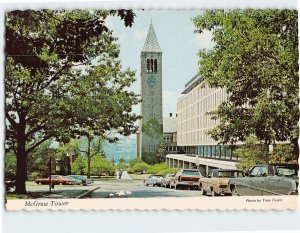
[103,10,214,159]
[106,10,214,117]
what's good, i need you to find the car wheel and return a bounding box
[199,184,206,195]
[211,190,218,197]
[231,185,239,196]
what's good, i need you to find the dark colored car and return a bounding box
[161,173,175,188]
[143,175,164,186]
[65,175,93,186]
[229,164,299,196]
[35,175,76,185]
[170,169,202,190]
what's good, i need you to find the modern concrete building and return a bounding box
[166,74,239,175]
[137,23,163,161]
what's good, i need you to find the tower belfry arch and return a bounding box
[137,22,163,162]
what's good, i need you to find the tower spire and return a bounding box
[142,23,161,52]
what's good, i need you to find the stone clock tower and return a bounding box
[137,23,163,162]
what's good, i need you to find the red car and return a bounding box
[35,175,76,185]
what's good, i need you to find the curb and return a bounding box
[77,186,101,199]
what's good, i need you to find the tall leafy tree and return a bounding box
[5,9,136,193]
[193,10,298,154]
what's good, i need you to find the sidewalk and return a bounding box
[116,171,132,180]
[26,181,94,199]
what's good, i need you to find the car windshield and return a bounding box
[182,170,199,176]
[276,166,298,176]
[218,171,243,178]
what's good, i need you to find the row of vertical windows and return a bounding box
[147,59,158,73]
[177,80,228,146]
[194,145,239,161]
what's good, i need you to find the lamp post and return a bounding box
[46,149,54,194]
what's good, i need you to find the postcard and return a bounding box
[4,7,298,211]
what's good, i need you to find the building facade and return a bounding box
[137,23,163,161]
[166,74,239,174]
[177,74,239,160]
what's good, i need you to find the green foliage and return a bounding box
[147,163,168,174]
[131,162,150,174]
[142,118,163,138]
[142,152,160,165]
[27,140,52,177]
[90,155,116,176]
[157,168,180,176]
[71,156,87,175]
[29,172,39,181]
[236,137,298,172]
[156,141,167,162]
[270,144,298,164]
[128,157,143,168]
[117,157,128,169]
[5,150,16,175]
[5,10,138,193]
[236,137,269,172]
[193,10,298,151]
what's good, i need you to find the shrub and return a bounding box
[157,168,180,176]
[147,163,168,174]
[132,162,150,174]
[29,172,40,181]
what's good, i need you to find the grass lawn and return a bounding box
[128,173,150,180]
[6,192,45,200]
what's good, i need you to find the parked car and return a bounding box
[143,175,164,186]
[35,175,76,185]
[199,169,244,196]
[161,173,175,188]
[65,175,93,186]
[170,169,202,190]
[64,176,83,185]
[228,163,299,196]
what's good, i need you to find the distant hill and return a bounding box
[103,135,137,163]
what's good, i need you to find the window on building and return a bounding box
[147,59,150,73]
[154,59,157,72]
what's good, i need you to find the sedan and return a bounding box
[35,175,76,185]
[143,175,164,187]
[65,175,93,186]
[161,173,175,188]
[229,163,299,196]
[170,169,202,190]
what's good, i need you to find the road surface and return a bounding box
[86,179,205,198]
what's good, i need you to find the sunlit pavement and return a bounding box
[86,179,204,198]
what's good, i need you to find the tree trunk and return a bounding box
[291,138,299,159]
[87,156,91,178]
[15,125,27,194]
[87,137,91,178]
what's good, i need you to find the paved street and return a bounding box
[86,179,204,199]
[25,171,215,199]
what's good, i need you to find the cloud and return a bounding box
[134,29,148,41]
[163,90,182,115]
[193,29,215,50]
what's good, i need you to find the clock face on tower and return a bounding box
[147,75,156,88]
